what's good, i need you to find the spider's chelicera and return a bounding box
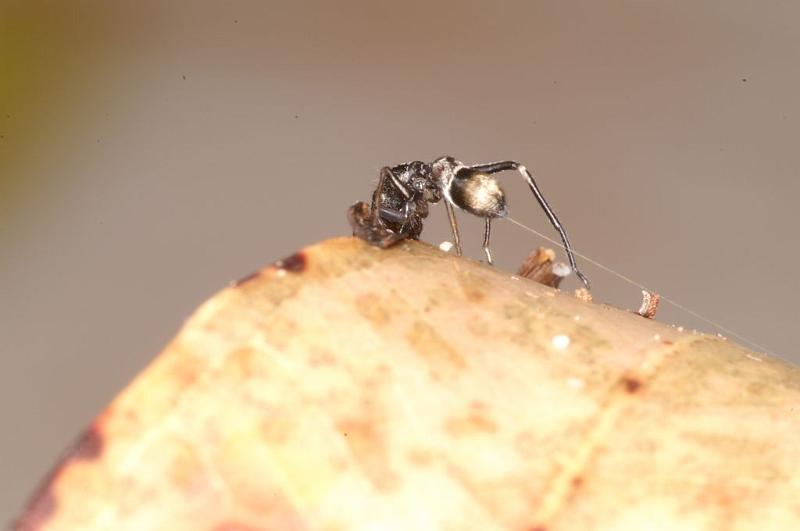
[347,156,590,290]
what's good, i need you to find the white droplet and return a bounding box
[439,241,454,252]
[745,354,763,362]
[653,334,661,341]
[573,315,581,321]
[566,377,584,389]
[552,263,572,277]
[552,334,570,350]
[276,269,287,278]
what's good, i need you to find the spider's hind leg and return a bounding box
[482,218,494,264]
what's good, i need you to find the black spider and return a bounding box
[348,156,590,290]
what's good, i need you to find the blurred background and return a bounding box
[2,0,798,521]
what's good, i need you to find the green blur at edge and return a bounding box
[0,3,124,226]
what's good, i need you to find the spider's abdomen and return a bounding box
[449,171,507,218]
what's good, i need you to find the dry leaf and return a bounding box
[15,237,800,530]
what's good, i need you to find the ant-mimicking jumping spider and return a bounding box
[347,156,590,290]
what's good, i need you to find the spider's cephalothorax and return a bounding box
[347,156,590,290]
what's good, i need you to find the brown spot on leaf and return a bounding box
[168,440,204,491]
[407,448,435,467]
[445,402,498,436]
[406,321,466,371]
[222,348,259,380]
[622,375,643,394]
[259,414,294,445]
[162,346,204,388]
[275,251,306,272]
[234,270,261,287]
[337,418,399,492]
[355,293,392,325]
[70,424,104,460]
[308,347,338,367]
[13,425,104,529]
[11,483,56,531]
[444,411,498,436]
[456,271,491,303]
[212,523,268,531]
[462,284,486,303]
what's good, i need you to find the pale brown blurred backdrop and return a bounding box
[1,0,799,521]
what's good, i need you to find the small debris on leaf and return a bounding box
[517,247,569,288]
[574,287,593,303]
[637,290,660,319]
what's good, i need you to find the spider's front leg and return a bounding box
[349,166,418,248]
[347,201,409,248]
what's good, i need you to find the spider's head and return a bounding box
[403,160,441,203]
